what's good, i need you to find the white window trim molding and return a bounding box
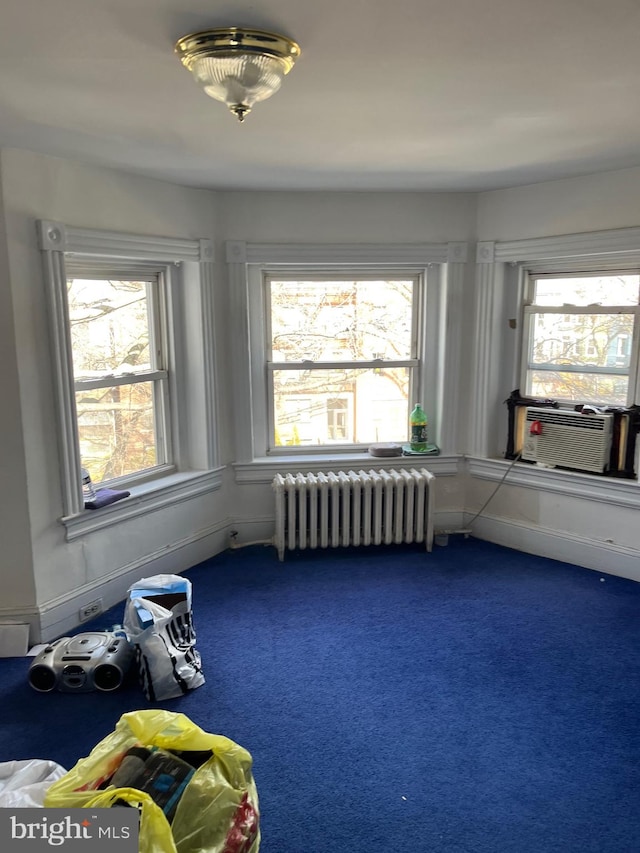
[38,221,221,536]
[491,226,640,264]
[61,468,225,540]
[233,453,461,484]
[467,456,640,508]
[469,224,640,502]
[226,240,467,475]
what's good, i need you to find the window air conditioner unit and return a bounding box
[522,407,614,474]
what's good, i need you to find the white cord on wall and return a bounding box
[467,452,522,527]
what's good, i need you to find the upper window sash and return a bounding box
[525,270,640,303]
[263,269,422,360]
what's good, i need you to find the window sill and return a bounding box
[467,456,639,509]
[233,453,460,484]
[61,468,224,541]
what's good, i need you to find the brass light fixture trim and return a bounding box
[175,27,301,122]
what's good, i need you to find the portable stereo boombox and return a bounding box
[28,631,134,693]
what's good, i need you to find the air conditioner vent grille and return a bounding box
[524,409,607,431]
[522,407,613,473]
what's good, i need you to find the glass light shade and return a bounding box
[191,54,288,117]
[175,28,300,121]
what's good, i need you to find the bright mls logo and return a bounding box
[0,809,138,851]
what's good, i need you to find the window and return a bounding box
[67,270,170,484]
[230,239,459,472]
[326,397,350,441]
[266,273,420,449]
[39,221,219,529]
[522,272,640,407]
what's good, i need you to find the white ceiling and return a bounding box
[2,0,640,193]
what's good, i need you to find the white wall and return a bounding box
[0,149,232,640]
[0,165,37,617]
[477,166,640,241]
[220,190,477,244]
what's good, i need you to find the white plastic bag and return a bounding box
[123,574,205,701]
[0,759,67,807]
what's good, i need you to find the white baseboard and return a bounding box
[468,513,640,583]
[36,520,233,643]
[433,510,467,534]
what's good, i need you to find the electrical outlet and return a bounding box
[79,598,103,622]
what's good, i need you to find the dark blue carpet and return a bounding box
[1,537,639,852]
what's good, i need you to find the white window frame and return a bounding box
[66,262,173,486]
[226,240,468,482]
[520,269,640,408]
[38,221,221,537]
[264,268,422,453]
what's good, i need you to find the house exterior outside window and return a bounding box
[266,273,421,450]
[521,273,640,407]
[67,270,171,485]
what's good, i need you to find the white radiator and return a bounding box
[272,468,435,561]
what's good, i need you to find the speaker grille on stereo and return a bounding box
[93,663,124,692]
[28,665,57,692]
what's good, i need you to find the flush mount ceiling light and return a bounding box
[175,27,301,122]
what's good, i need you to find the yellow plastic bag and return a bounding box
[44,710,260,853]
[85,788,177,853]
